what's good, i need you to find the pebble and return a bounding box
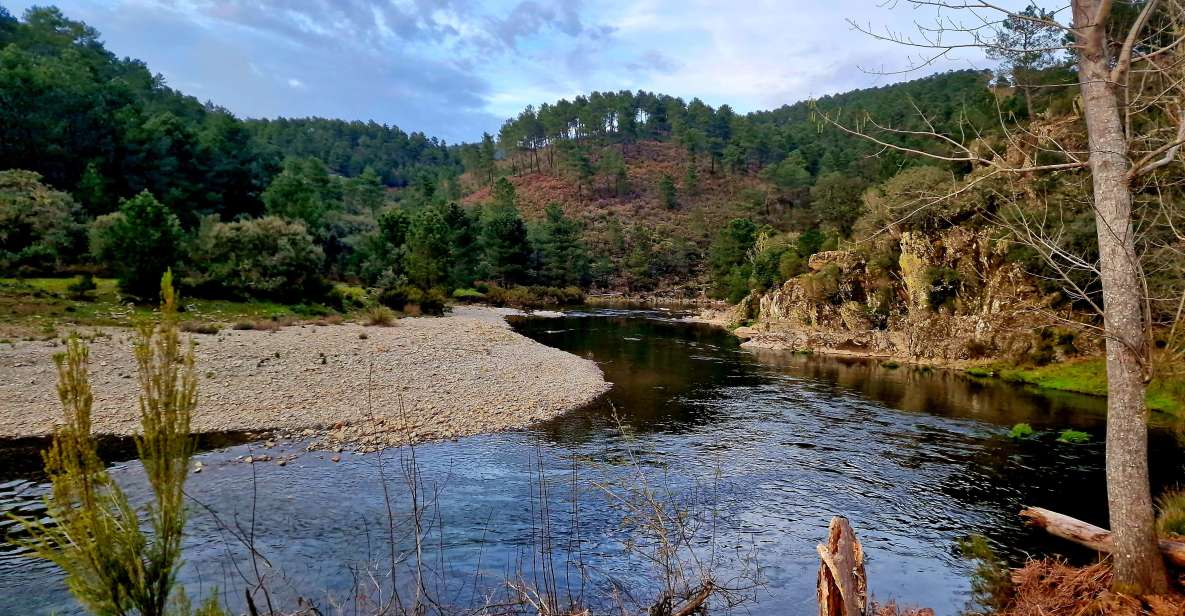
[0,308,610,452]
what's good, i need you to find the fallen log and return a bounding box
[1020,506,1185,568]
[817,516,867,616]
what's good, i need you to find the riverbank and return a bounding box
[0,307,611,450]
[691,307,1184,416]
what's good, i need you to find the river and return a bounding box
[1,309,1183,615]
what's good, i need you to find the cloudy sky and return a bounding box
[6,0,1040,143]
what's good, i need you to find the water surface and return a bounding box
[2,309,1183,615]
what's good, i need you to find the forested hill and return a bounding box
[2,4,1051,306]
[244,118,461,187]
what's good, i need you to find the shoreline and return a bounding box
[689,307,1183,416]
[0,307,612,451]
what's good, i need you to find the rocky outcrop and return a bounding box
[737,227,1087,363]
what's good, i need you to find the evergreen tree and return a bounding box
[90,190,181,298]
[479,203,530,285]
[403,206,451,289]
[659,173,678,209]
[531,203,589,287]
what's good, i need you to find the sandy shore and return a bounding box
[0,307,610,450]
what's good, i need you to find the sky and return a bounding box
[5,0,1047,143]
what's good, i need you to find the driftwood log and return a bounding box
[1020,506,1185,568]
[817,516,868,616]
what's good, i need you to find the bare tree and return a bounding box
[820,0,1185,594]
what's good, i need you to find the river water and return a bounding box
[2,309,1183,615]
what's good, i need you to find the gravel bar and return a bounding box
[0,308,610,450]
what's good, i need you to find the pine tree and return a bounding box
[659,173,678,209]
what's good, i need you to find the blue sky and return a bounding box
[6,1,1042,143]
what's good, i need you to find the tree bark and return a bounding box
[817,516,867,616]
[1072,0,1169,594]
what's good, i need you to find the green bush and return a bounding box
[327,285,368,312]
[66,273,97,301]
[1057,429,1090,444]
[183,216,327,303]
[452,288,486,301]
[363,305,396,326]
[0,170,83,274]
[1008,423,1034,439]
[90,191,182,299]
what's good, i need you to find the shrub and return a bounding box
[925,266,962,312]
[415,288,449,316]
[179,321,220,335]
[452,288,486,302]
[90,191,182,299]
[293,303,333,317]
[964,338,991,359]
[1157,489,1185,537]
[1057,429,1090,444]
[802,263,842,304]
[66,273,98,301]
[10,272,225,615]
[184,216,327,303]
[1008,423,1034,439]
[328,285,368,312]
[363,305,396,326]
[232,321,255,330]
[0,170,83,274]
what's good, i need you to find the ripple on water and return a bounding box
[2,310,1184,616]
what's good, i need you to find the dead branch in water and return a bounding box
[1020,507,1185,568]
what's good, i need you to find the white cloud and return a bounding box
[287,78,305,88]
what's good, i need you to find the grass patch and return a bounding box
[967,357,1184,416]
[0,277,310,337]
[362,305,397,326]
[1157,489,1185,537]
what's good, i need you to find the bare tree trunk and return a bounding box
[1073,0,1169,594]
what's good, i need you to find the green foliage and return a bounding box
[184,215,327,303]
[530,203,590,287]
[809,173,866,235]
[66,273,97,301]
[261,157,340,232]
[479,201,531,286]
[451,288,485,301]
[90,191,182,299]
[1057,429,1091,444]
[8,272,221,616]
[480,282,584,308]
[708,218,757,301]
[763,150,811,190]
[1008,423,1034,439]
[796,228,826,259]
[658,173,678,210]
[403,206,452,289]
[246,118,458,187]
[0,169,83,274]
